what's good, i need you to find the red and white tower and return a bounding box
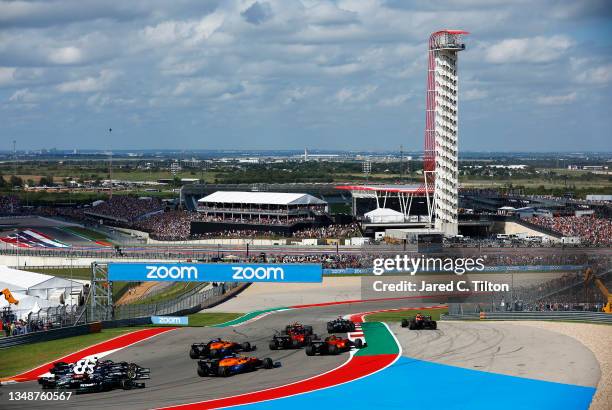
[425,30,468,236]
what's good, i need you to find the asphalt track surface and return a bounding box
[1,299,427,410]
[390,321,600,387]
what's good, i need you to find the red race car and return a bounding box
[305,335,365,356]
[269,323,318,350]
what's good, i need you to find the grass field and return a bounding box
[0,328,135,378]
[132,282,201,305]
[365,307,448,323]
[62,226,111,242]
[25,267,91,281]
[186,312,243,326]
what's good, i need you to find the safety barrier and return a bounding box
[441,311,612,324]
[0,323,93,349]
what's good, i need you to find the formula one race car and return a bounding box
[38,358,150,393]
[269,323,318,350]
[196,354,279,377]
[401,313,437,330]
[305,335,364,356]
[326,317,356,333]
[189,338,256,359]
[282,322,314,336]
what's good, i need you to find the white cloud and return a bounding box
[57,70,117,93]
[484,35,573,64]
[536,92,576,105]
[8,88,39,103]
[0,67,16,86]
[575,63,612,85]
[377,93,410,107]
[335,85,377,104]
[47,46,84,65]
[140,12,225,48]
[463,88,488,101]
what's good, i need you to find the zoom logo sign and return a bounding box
[146,265,198,280]
[108,263,321,283]
[232,266,284,280]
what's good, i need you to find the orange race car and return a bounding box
[196,354,279,377]
[305,335,365,356]
[189,338,255,359]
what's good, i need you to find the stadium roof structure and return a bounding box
[335,184,429,194]
[198,191,327,206]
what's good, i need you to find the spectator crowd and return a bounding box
[0,195,21,215]
[526,215,612,245]
[84,196,164,222]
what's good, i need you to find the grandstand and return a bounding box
[192,191,331,236]
[84,196,164,223]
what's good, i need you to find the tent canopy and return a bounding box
[198,191,326,206]
[0,266,83,295]
[364,208,405,223]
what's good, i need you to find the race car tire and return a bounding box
[328,344,339,355]
[189,347,199,359]
[242,342,252,351]
[269,339,279,350]
[218,366,230,377]
[401,319,409,328]
[263,358,274,369]
[409,321,416,330]
[305,344,316,356]
[197,364,208,377]
[354,338,363,349]
[431,321,437,330]
[209,349,218,357]
[327,323,334,333]
[304,325,314,335]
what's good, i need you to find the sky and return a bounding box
[1,0,611,152]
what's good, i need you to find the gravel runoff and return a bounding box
[505,321,611,410]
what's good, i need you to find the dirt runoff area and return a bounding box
[506,321,611,410]
[207,276,362,311]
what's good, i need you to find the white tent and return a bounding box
[198,191,327,206]
[364,208,406,223]
[0,291,53,320]
[0,266,83,300]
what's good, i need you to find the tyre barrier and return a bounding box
[442,311,612,324]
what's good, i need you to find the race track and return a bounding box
[2,299,423,410]
[1,300,603,410]
[390,321,600,387]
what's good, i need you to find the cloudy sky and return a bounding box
[1,0,611,152]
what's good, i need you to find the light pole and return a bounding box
[108,128,113,199]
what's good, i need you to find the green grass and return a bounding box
[63,226,110,242]
[131,282,200,305]
[25,267,91,281]
[0,328,135,378]
[365,307,448,323]
[186,312,244,326]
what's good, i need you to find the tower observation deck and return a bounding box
[425,30,468,236]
